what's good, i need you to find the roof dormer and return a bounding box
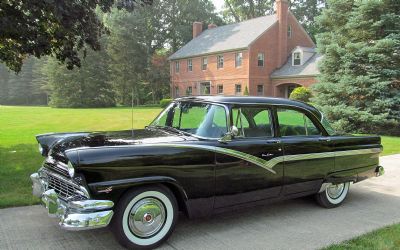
[291,46,316,66]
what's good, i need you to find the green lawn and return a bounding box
[323,223,400,250]
[0,105,399,208]
[0,106,161,208]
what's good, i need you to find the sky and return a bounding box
[212,0,225,12]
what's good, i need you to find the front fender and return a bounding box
[36,132,89,156]
[88,175,188,200]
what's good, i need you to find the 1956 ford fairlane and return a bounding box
[31,96,384,249]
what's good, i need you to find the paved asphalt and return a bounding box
[1,154,399,250]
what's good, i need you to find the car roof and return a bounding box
[175,96,322,119]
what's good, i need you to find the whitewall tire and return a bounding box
[315,182,350,208]
[111,185,178,249]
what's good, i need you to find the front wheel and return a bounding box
[111,185,178,249]
[315,182,350,208]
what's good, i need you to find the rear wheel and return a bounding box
[111,185,178,249]
[315,182,350,208]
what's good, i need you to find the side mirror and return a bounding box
[219,126,239,143]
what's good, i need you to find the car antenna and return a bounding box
[131,86,134,138]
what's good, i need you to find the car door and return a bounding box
[276,107,334,195]
[214,105,284,208]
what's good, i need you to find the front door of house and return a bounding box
[200,82,211,95]
[285,84,299,98]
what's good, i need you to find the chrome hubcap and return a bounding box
[128,198,166,238]
[326,183,345,199]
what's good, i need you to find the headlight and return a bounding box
[67,161,75,178]
[38,144,43,154]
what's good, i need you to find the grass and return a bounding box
[0,105,399,208]
[0,105,161,208]
[379,135,400,156]
[323,223,400,250]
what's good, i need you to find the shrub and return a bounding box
[289,86,312,102]
[243,86,249,96]
[160,98,172,108]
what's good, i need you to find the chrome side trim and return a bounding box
[153,145,381,173]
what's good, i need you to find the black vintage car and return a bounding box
[31,96,384,249]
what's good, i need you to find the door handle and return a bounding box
[318,137,331,142]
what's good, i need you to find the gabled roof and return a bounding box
[271,52,322,78]
[168,15,278,60]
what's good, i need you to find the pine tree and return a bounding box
[313,0,400,135]
[0,58,47,105]
[43,37,115,108]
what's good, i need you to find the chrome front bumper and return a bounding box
[30,172,114,231]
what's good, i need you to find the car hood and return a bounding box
[36,128,196,157]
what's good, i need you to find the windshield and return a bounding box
[150,102,228,138]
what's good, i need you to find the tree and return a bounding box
[43,38,115,108]
[0,58,47,105]
[290,0,326,41]
[0,0,152,72]
[147,50,171,102]
[222,0,326,40]
[105,9,149,106]
[164,0,224,52]
[312,0,400,135]
[222,0,274,22]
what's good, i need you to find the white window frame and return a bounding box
[175,61,180,73]
[186,86,192,96]
[217,84,223,95]
[257,84,264,96]
[202,57,208,70]
[235,52,242,67]
[187,59,192,71]
[288,25,292,38]
[217,55,224,69]
[293,52,302,66]
[257,53,265,67]
[235,84,242,95]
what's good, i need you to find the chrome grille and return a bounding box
[44,157,69,176]
[41,168,88,201]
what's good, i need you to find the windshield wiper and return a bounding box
[150,125,192,137]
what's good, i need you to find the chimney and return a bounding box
[208,23,217,29]
[193,22,203,39]
[276,0,289,68]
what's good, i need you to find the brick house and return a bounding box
[168,0,320,98]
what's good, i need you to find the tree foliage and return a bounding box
[290,0,326,41]
[0,58,47,105]
[313,0,400,135]
[222,0,326,40]
[42,38,116,108]
[165,0,224,52]
[222,0,275,22]
[0,0,152,73]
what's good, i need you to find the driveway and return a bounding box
[1,154,399,250]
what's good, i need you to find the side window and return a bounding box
[232,107,273,137]
[232,108,249,136]
[277,108,321,136]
